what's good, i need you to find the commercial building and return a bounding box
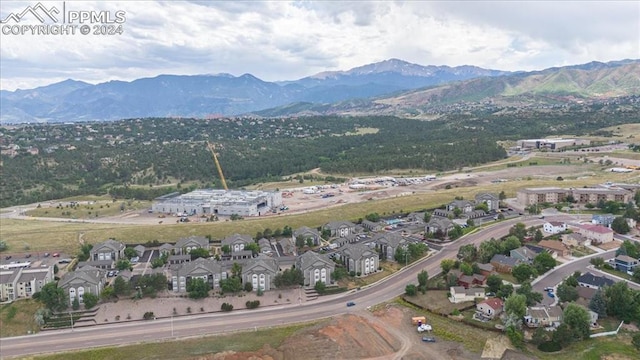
[517,138,590,151]
[152,189,283,217]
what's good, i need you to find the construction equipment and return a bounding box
[207,141,228,190]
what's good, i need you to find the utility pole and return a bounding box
[69,310,73,331]
[171,314,174,337]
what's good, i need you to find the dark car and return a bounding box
[346,301,356,307]
[547,291,555,298]
[422,336,436,342]
[25,254,32,258]
[4,255,11,260]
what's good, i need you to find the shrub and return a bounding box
[246,300,260,309]
[143,311,155,320]
[537,341,562,352]
[221,303,233,312]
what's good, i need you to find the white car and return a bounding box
[417,324,432,332]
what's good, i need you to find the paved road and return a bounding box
[1,216,544,358]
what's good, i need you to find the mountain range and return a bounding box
[1,59,639,123]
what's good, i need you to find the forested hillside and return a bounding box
[1,106,638,207]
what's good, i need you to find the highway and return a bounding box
[2,214,633,358]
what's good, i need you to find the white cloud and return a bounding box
[0,0,638,90]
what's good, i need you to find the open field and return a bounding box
[29,322,313,360]
[25,200,151,220]
[1,164,639,255]
[0,299,41,337]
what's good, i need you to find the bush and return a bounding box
[143,311,155,320]
[537,341,562,352]
[221,303,233,312]
[246,300,260,309]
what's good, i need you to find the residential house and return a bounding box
[475,193,500,212]
[242,255,279,291]
[171,257,226,293]
[476,298,504,319]
[293,226,323,247]
[577,224,614,244]
[279,238,296,255]
[458,274,487,289]
[323,221,357,238]
[174,236,210,255]
[524,306,563,328]
[0,267,53,302]
[296,251,335,287]
[577,272,615,289]
[577,286,597,302]
[373,233,407,262]
[425,217,455,238]
[90,238,125,262]
[449,286,485,303]
[59,265,105,304]
[490,254,521,273]
[510,246,538,263]
[614,255,639,273]
[340,243,379,276]
[537,240,570,258]
[221,234,253,253]
[476,263,495,276]
[592,214,615,228]
[562,233,590,247]
[543,221,567,234]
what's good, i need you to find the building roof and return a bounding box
[293,226,321,238]
[476,263,494,272]
[490,254,521,267]
[547,221,565,227]
[577,272,615,288]
[537,240,569,253]
[175,235,209,248]
[579,224,613,234]
[297,251,334,270]
[577,286,597,300]
[243,255,279,274]
[92,238,125,252]
[373,232,405,248]
[615,254,638,263]
[324,221,356,230]
[341,243,376,260]
[479,297,504,310]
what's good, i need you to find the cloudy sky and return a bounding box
[0,0,638,91]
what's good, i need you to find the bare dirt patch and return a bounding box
[191,304,484,360]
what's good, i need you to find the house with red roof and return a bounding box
[476,298,504,319]
[577,224,614,244]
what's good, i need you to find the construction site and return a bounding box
[151,142,283,217]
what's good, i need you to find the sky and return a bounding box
[0,0,638,91]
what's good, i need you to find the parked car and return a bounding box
[25,254,32,258]
[544,287,553,292]
[43,253,50,257]
[547,291,555,298]
[52,253,60,257]
[346,301,356,307]
[422,336,436,342]
[4,255,11,260]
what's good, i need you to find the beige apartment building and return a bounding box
[517,185,633,206]
[0,267,53,302]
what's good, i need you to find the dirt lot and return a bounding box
[189,305,489,360]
